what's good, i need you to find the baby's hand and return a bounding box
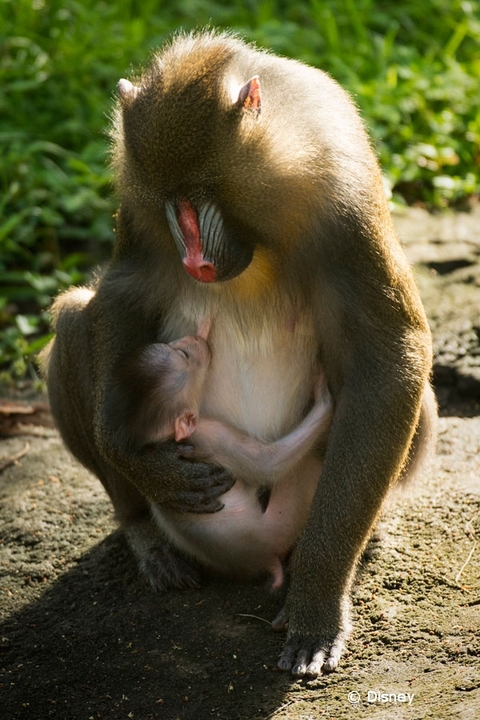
[313,371,328,403]
[177,420,217,464]
[177,443,196,460]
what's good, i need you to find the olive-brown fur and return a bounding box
[41,30,436,676]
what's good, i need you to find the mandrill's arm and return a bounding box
[43,261,234,517]
[275,205,434,677]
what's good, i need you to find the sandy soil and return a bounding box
[1,205,479,720]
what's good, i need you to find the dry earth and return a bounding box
[1,203,479,720]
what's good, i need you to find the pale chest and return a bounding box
[163,294,319,441]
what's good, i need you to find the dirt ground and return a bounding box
[1,205,479,720]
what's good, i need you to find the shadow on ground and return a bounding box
[1,527,292,720]
[2,205,480,719]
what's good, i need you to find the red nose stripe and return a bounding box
[177,199,217,283]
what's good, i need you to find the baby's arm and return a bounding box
[185,381,332,484]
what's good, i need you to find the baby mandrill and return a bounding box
[120,326,332,588]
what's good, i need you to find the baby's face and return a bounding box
[167,334,210,370]
[166,334,211,410]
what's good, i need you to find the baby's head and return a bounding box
[151,333,211,440]
[115,332,211,446]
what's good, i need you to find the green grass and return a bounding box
[1,0,479,380]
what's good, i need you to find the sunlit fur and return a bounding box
[43,29,436,677]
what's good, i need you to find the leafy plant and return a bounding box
[1,0,479,380]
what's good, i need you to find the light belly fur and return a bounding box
[162,292,319,443]
[153,291,322,574]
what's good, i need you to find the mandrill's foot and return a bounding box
[277,632,347,676]
[139,544,201,591]
[272,602,351,676]
[124,519,201,591]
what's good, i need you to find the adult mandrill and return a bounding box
[42,30,436,676]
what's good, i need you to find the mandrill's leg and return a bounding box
[40,287,202,591]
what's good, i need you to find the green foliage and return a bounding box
[1,0,479,379]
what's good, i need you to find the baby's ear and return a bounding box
[174,411,197,441]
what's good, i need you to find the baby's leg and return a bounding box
[216,459,320,586]
[263,456,321,556]
[154,481,268,574]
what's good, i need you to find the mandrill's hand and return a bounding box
[139,440,234,513]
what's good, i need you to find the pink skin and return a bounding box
[177,200,217,283]
[158,321,329,589]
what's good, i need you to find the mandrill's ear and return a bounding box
[117,78,140,104]
[174,411,197,442]
[236,76,261,115]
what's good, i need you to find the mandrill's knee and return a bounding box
[40,286,97,466]
[49,286,95,332]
